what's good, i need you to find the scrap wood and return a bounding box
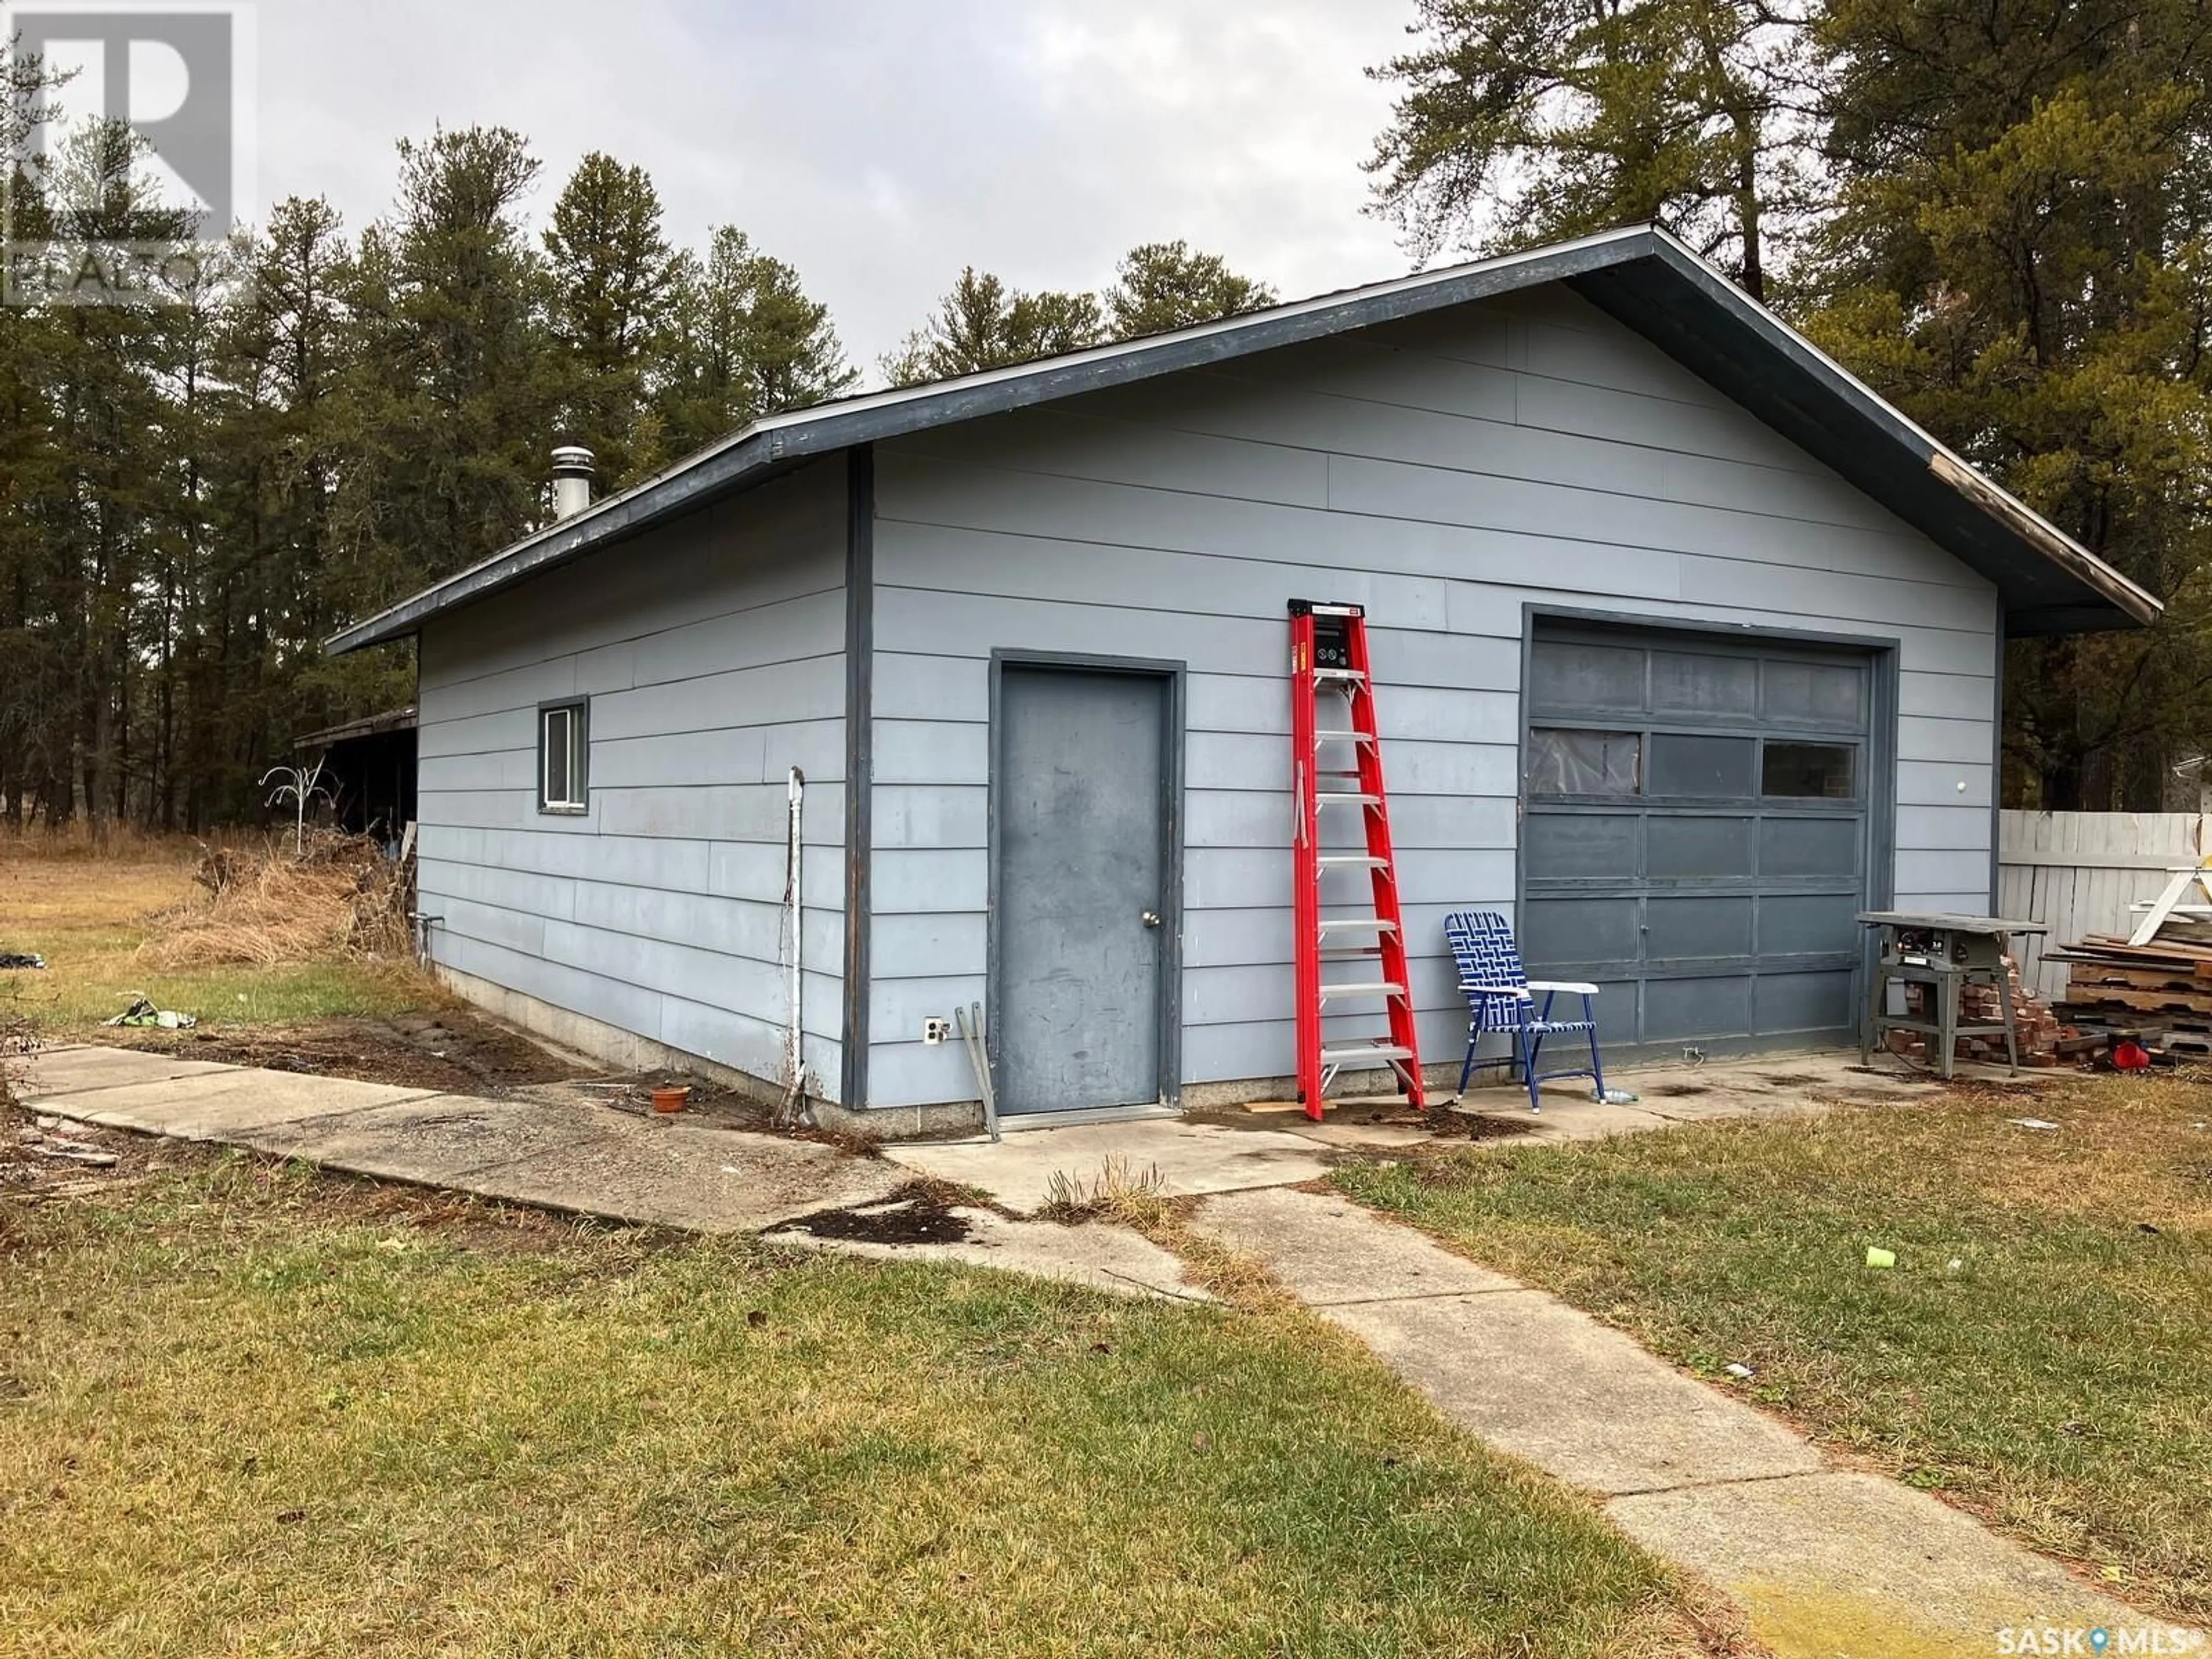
[29,1145,119,1167]
[2125,863,2212,946]
[2054,926,2212,1059]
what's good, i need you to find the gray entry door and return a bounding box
[996,665,1170,1113]
[1522,625,1877,1056]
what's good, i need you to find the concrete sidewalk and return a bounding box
[1190,1187,2200,1659]
[14,1046,1198,1299]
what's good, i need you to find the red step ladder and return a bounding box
[1289,600,1425,1120]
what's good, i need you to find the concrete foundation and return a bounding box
[432,963,986,1141]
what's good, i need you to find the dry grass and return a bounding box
[1,839,434,1034]
[0,1160,1727,1658]
[0,820,204,862]
[134,832,414,969]
[1036,1157,1298,1314]
[1339,1075,2212,1620]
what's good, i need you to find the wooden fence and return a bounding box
[1997,810,2212,999]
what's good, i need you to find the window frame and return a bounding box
[537,697,590,815]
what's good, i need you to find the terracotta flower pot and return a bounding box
[650,1084,691,1115]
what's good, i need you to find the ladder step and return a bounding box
[1320,1043,1415,1064]
[1319,981,1407,1000]
[1315,792,1381,808]
[1314,668,1367,683]
[1319,917,1398,934]
[1318,854,1391,870]
[1315,729,1378,745]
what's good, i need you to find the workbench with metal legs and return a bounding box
[1857,912,2047,1080]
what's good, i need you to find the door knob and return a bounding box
[1141,911,1161,929]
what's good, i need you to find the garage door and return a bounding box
[1521,624,1877,1056]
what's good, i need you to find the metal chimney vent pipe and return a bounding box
[551,445,596,519]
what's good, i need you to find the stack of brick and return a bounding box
[1880,956,2065,1066]
[1958,955,2065,1065]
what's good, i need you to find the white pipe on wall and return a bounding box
[780,767,808,1123]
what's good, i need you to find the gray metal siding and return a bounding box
[859,282,1998,1108]
[415,458,849,1096]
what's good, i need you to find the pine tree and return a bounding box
[654,226,856,460]
[1366,0,1816,297]
[1105,241,1276,338]
[337,126,561,609]
[543,151,681,486]
[33,119,195,834]
[1803,0,2212,808]
[882,267,1107,386]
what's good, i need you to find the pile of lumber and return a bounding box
[2048,934,2212,1058]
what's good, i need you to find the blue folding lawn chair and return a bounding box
[1444,910,1607,1112]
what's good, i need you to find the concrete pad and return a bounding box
[229,1093,613,1185]
[1633,1087,1833,1123]
[1282,1119,1436,1150]
[763,1210,1210,1302]
[884,1118,1332,1214]
[458,1115,905,1233]
[40,1067,438,1142]
[1514,1098,1679,1141]
[1323,1289,1821,1494]
[1607,1472,2203,1658]
[1191,1187,1517,1305]
[18,1044,239,1099]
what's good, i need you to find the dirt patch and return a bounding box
[1,1103,170,1206]
[1434,1110,1544,1142]
[113,1011,577,1096]
[781,1181,976,1245]
[1184,1100,1427,1132]
[1646,1082,1713,1099]
[1757,1073,1826,1087]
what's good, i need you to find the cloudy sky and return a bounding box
[237,0,1423,376]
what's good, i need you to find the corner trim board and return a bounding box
[1989,608,2005,913]
[841,448,874,1110]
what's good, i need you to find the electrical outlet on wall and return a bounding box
[922,1017,952,1046]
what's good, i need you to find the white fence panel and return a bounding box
[1997,810,2211,999]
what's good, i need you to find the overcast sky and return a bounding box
[241,0,1421,377]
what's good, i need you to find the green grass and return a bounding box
[0,1160,1714,1658]
[0,846,429,1035]
[1335,1076,2212,1619]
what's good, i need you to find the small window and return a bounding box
[1527,729,1641,796]
[1762,741,1855,800]
[540,700,589,813]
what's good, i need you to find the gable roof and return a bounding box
[328,224,2158,655]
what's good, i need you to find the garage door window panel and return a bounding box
[1763,741,1857,800]
[1531,641,1647,713]
[1527,728,1641,796]
[1650,651,1758,718]
[1646,732,1755,798]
